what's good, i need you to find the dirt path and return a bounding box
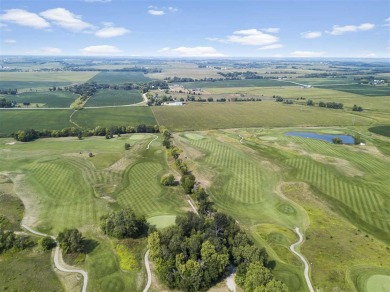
[146,135,158,150]
[21,224,88,292]
[238,135,244,144]
[143,250,152,292]
[289,227,314,292]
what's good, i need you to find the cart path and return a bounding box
[289,227,314,292]
[146,135,158,150]
[143,250,152,292]
[21,224,88,292]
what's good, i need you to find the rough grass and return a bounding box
[89,72,152,84]
[152,102,372,131]
[72,107,157,129]
[0,109,73,136]
[12,91,77,108]
[85,89,143,107]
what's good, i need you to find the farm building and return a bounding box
[163,101,185,106]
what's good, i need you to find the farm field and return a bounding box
[179,79,296,88]
[290,77,357,86]
[0,71,98,83]
[85,89,143,107]
[8,91,78,108]
[0,109,73,136]
[72,106,157,129]
[152,102,373,131]
[89,72,153,84]
[319,84,390,96]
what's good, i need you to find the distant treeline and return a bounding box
[12,124,159,142]
[63,67,162,73]
[0,89,18,95]
[0,98,17,108]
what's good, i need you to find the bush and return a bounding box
[124,143,131,150]
[39,236,56,250]
[332,137,342,144]
[161,174,175,186]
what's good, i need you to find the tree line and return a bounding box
[0,97,17,108]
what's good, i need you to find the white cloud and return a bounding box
[159,46,225,57]
[227,29,279,46]
[384,18,390,26]
[95,26,130,38]
[148,9,165,16]
[328,23,375,35]
[262,27,280,33]
[0,9,50,29]
[290,51,325,57]
[158,47,170,52]
[81,45,122,55]
[301,31,322,39]
[4,39,16,44]
[40,8,93,31]
[168,7,178,12]
[258,44,283,50]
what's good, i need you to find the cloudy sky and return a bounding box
[0,0,389,58]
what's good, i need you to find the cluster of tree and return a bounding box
[57,228,85,254]
[217,71,264,80]
[0,229,33,254]
[147,93,175,106]
[352,104,363,112]
[139,80,169,93]
[100,208,147,239]
[230,97,262,102]
[0,98,16,108]
[12,124,159,141]
[148,211,287,291]
[160,174,175,186]
[39,236,56,250]
[0,89,18,95]
[274,96,284,102]
[318,101,343,109]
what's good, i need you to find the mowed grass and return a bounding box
[85,89,143,107]
[0,109,73,136]
[72,106,157,128]
[11,91,77,108]
[89,72,152,84]
[179,79,296,88]
[152,102,372,131]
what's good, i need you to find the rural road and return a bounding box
[290,227,314,292]
[143,250,152,292]
[21,224,88,292]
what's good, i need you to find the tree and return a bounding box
[306,99,314,106]
[332,137,342,144]
[180,174,196,194]
[100,208,147,239]
[39,236,56,250]
[124,143,131,150]
[244,262,273,291]
[57,228,84,254]
[160,174,175,186]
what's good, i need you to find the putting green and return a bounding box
[366,275,390,292]
[147,215,176,229]
[184,133,205,140]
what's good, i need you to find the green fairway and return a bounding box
[89,72,153,84]
[367,275,390,292]
[72,106,157,128]
[152,102,372,131]
[179,79,296,88]
[0,109,73,136]
[11,91,77,108]
[85,89,143,107]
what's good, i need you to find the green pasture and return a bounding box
[10,91,77,108]
[72,107,156,129]
[0,109,73,136]
[89,72,152,84]
[85,89,143,107]
[152,102,372,131]
[179,79,296,88]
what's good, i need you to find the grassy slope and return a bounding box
[152,102,373,131]
[85,89,143,107]
[0,134,186,291]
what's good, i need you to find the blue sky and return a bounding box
[0,0,389,58]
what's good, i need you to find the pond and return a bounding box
[285,132,355,144]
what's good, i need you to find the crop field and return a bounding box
[179,79,296,88]
[152,102,372,131]
[0,109,73,136]
[72,106,156,128]
[146,62,222,79]
[291,77,357,86]
[320,84,390,96]
[10,91,77,108]
[0,71,98,83]
[89,72,152,84]
[85,89,143,107]
[0,81,72,90]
